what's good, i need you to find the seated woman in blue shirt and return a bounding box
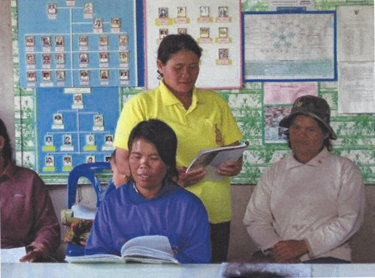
[85,119,211,263]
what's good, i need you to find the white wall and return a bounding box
[0,0,15,148]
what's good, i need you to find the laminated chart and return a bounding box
[243,11,336,81]
[18,0,139,88]
[36,87,119,177]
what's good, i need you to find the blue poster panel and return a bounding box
[18,0,139,87]
[36,87,120,175]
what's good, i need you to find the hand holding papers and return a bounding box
[186,142,248,182]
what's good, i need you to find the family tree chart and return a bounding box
[16,0,140,180]
[36,87,118,175]
[18,0,138,87]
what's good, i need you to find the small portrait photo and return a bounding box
[55,36,64,47]
[45,155,54,167]
[56,70,66,81]
[27,71,36,82]
[200,27,210,39]
[159,7,168,18]
[79,53,89,64]
[178,28,187,34]
[27,71,37,81]
[86,155,95,163]
[55,53,65,64]
[219,48,229,60]
[104,155,111,162]
[159,28,169,40]
[86,134,95,145]
[105,135,113,145]
[119,70,129,81]
[93,18,103,29]
[84,2,93,15]
[218,27,228,38]
[25,36,35,47]
[99,52,109,63]
[94,114,104,127]
[177,7,186,18]
[119,35,128,47]
[80,70,89,81]
[111,17,121,28]
[73,93,83,105]
[200,6,209,17]
[45,135,54,146]
[100,70,109,80]
[42,71,51,81]
[79,36,88,47]
[218,6,228,17]
[42,53,51,65]
[63,134,72,145]
[53,113,63,125]
[63,155,72,167]
[119,51,128,63]
[26,54,36,65]
[99,35,108,46]
[42,36,51,48]
[47,3,57,15]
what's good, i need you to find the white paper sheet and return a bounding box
[1,247,26,263]
[337,6,374,113]
[338,61,375,113]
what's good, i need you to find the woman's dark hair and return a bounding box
[284,116,333,152]
[0,118,13,163]
[157,33,202,78]
[127,119,179,181]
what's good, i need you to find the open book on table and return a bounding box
[186,142,249,182]
[65,235,179,264]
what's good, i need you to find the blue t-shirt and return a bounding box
[85,180,211,263]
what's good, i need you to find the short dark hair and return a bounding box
[157,33,202,78]
[128,119,178,181]
[0,118,13,163]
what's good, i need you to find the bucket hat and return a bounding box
[279,95,337,140]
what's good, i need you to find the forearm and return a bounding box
[115,147,131,176]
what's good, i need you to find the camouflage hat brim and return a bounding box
[279,111,337,140]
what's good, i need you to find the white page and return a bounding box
[338,61,375,113]
[337,6,374,62]
[1,247,26,263]
[72,204,97,220]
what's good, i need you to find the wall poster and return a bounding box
[144,0,243,90]
[243,11,337,82]
[18,0,139,87]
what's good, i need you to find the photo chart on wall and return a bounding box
[18,0,139,88]
[144,0,243,90]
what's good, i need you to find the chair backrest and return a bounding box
[66,162,111,209]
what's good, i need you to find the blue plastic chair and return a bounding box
[66,161,111,209]
[65,162,111,257]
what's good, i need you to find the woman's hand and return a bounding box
[176,166,206,188]
[217,156,243,177]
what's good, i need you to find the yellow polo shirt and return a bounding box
[114,81,243,223]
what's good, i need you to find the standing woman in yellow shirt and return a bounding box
[113,33,243,263]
